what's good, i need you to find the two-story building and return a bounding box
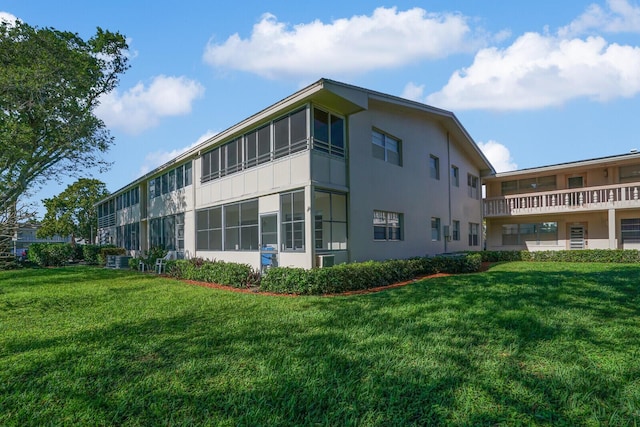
[484,152,640,251]
[97,78,494,270]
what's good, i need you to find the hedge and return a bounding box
[480,249,640,263]
[165,258,259,289]
[260,253,482,295]
[27,243,74,267]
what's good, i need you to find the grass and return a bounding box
[1,262,639,426]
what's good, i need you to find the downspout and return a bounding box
[446,132,451,253]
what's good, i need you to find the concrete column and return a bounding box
[608,209,617,249]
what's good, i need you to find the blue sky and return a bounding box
[3,1,640,217]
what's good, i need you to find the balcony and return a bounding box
[484,182,640,217]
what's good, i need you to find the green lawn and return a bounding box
[1,262,639,426]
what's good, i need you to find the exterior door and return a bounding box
[260,213,278,271]
[569,225,585,249]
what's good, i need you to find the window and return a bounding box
[274,109,308,159]
[621,218,640,242]
[469,223,480,246]
[501,222,558,246]
[149,179,155,199]
[431,217,441,241]
[281,190,305,251]
[372,130,401,166]
[620,164,640,183]
[257,125,271,164]
[202,147,220,182]
[313,108,344,157]
[184,161,192,186]
[168,169,176,192]
[197,206,222,251]
[451,166,459,187]
[149,214,181,250]
[430,155,440,180]
[176,165,184,189]
[116,222,140,250]
[224,199,258,251]
[373,210,402,241]
[452,220,460,241]
[314,190,347,250]
[161,173,169,195]
[224,138,241,175]
[468,174,479,199]
[501,175,556,195]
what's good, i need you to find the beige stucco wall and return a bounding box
[486,211,615,251]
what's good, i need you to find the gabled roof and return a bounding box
[485,151,640,180]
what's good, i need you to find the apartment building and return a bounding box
[484,152,640,251]
[97,79,494,270]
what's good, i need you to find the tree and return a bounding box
[0,20,128,255]
[37,179,109,244]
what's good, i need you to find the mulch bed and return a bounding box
[172,263,493,297]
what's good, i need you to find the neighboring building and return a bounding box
[484,152,640,251]
[97,79,494,270]
[13,223,71,253]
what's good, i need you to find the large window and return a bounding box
[201,108,311,184]
[281,190,305,251]
[224,200,258,251]
[373,210,402,241]
[621,219,640,243]
[115,187,139,211]
[149,162,193,199]
[501,175,556,195]
[314,190,347,251]
[372,130,401,166]
[313,108,344,157]
[430,155,440,180]
[116,222,139,250]
[431,217,441,241]
[149,213,184,250]
[469,222,480,247]
[468,174,479,199]
[619,165,640,183]
[196,206,222,251]
[502,222,558,246]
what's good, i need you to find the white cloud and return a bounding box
[0,11,18,26]
[559,0,640,37]
[96,75,205,134]
[203,7,476,79]
[477,140,517,172]
[426,33,640,111]
[137,130,217,177]
[401,82,426,101]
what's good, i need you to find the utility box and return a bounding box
[316,254,335,268]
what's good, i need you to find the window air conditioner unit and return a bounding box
[316,254,335,268]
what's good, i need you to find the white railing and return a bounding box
[484,182,640,217]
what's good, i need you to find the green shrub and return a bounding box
[480,249,640,264]
[166,258,258,288]
[260,253,481,295]
[27,243,74,267]
[98,247,126,265]
[82,244,116,265]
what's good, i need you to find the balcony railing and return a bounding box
[484,182,640,217]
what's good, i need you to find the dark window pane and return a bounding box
[274,116,289,158]
[225,204,240,227]
[184,161,192,186]
[330,115,344,149]
[314,109,329,143]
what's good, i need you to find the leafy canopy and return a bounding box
[37,178,109,243]
[0,20,128,212]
